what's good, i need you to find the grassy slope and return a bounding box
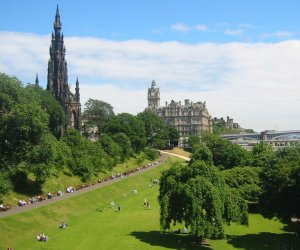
[1,156,299,250]
[3,156,153,205]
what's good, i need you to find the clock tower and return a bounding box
[147,80,160,110]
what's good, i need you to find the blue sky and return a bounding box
[1,0,300,42]
[1,0,300,131]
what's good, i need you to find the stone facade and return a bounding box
[213,116,240,129]
[46,6,81,133]
[147,80,212,137]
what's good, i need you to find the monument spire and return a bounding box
[47,6,81,134]
[35,73,39,86]
[54,5,61,31]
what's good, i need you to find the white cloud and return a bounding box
[171,23,191,32]
[239,23,259,29]
[225,29,244,36]
[262,31,296,39]
[171,23,211,33]
[194,24,210,32]
[1,31,300,132]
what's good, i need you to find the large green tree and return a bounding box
[251,142,275,167]
[62,129,109,181]
[112,132,133,161]
[26,133,61,183]
[201,133,250,170]
[159,146,248,241]
[83,99,114,136]
[222,166,262,202]
[104,113,147,152]
[137,111,165,147]
[137,111,179,148]
[0,79,49,167]
[260,145,300,221]
[99,134,122,167]
[25,85,66,137]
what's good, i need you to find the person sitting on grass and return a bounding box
[57,190,64,196]
[37,233,48,242]
[47,192,53,199]
[18,200,27,206]
[59,222,68,229]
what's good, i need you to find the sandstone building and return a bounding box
[147,80,213,137]
[213,116,240,130]
[46,6,81,133]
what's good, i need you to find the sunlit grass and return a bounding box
[1,155,299,250]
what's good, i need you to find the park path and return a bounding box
[159,150,190,161]
[0,151,190,218]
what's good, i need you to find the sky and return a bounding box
[1,0,300,132]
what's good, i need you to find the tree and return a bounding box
[62,129,109,180]
[251,142,275,167]
[104,113,147,152]
[25,85,65,137]
[201,133,250,170]
[0,75,51,167]
[99,134,122,166]
[259,145,300,221]
[0,73,23,113]
[166,125,180,147]
[137,111,164,145]
[136,152,146,165]
[137,111,179,149]
[0,172,12,203]
[222,166,262,202]
[1,101,49,165]
[112,132,133,161]
[188,135,201,148]
[83,99,114,136]
[26,133,60,183]
[159,158,248,241]
[189,144,213,166]
[144,148,160,160]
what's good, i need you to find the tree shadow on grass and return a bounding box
[129,231,213,250]
[10,171,42,196]
[226,232,300,250]
[283,221,300,235]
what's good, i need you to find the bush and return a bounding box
[144,148,159,160]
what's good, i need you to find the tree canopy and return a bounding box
[222,166,262,202]
[137,111,180,148]
[201,133,250,170]
[159,146,248,241]
[83,98,114,136]
[260,145,300,221]
[104,113,147,153]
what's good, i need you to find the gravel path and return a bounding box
[0,151,182,218]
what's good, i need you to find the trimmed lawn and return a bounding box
[0,157,299,250]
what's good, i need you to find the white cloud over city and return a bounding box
[0,31,300,132]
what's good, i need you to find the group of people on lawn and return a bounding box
[36,222,68,242]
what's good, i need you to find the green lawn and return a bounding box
[0,157,299,250]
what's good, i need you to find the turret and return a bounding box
[35,73,39,86]
[75,77,80,102]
